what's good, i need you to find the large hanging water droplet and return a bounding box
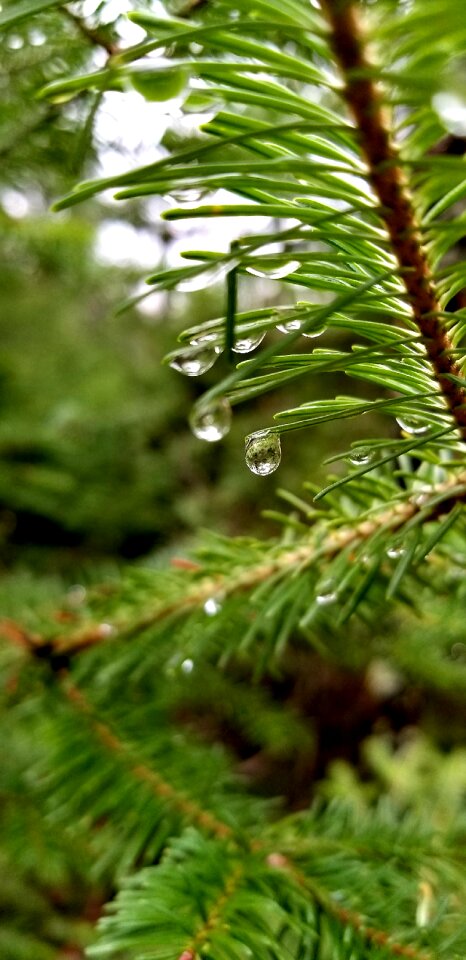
[246,260,300,280]
[232,331,265,353]
[276,317,302,333]
[347,447,374,467]
[315,579,337,606]
[245,430,281,476]
[395,415,429,435]
[204,596,222,616]
[189,398,232,442]
[169,344,218,377]
[177,262,229,293]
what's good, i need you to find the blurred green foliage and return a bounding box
[0,1,394,569]
[0,205,386,566]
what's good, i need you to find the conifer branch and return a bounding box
[177,863,245,960]
[61,6,119,57]
[56,678,443,960]
[18,467,465,657]
[321,0,466,440]
[56,675,440,960]
[269,855,431,960]
[63,679,234,841]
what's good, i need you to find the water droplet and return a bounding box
[189,398,232,442]
[387,544,405,559]
[315,580,337,606]
[347,447,374,466]
[204,596,222,616]
[395,415,429,435]
[246,260,300,280]
[245,431,281,476]
[232,331,265,353]
[413,488,430,507]
[66,584,87,606]
[177,262,229,292]
[169,344,218,377]
[97,622,116,637]
[276,317,302,333]
[433,91,466,136]
[302,324,325,339]
[7,34,24,49]
[169,187,207,203]
[366,659,403,698]
[180,657,194,674]
[189,332,223,354]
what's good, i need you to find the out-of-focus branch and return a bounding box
[62,6,119,56]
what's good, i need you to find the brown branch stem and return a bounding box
[61,6,119,57]
[178,863,244,960]
[321,0,466,441]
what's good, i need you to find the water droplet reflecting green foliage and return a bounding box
[189,332,223,354]
[232,331,265,353]
[276,318,302,333]
[302,324,325,339]
[347,447,374,466]
[170,187,208,203]
[245,431,281,476]
[189,398,232,442]
[396,415,429,435]
[169,345,218,377]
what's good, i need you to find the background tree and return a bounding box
[1,1,466,959]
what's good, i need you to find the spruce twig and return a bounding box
[178,863,245,960]
[6,468,464,657]
[63,679,234,841]
[60,681,436,960]
[321,0,466,439]
[61,6,119,56]
[268,855,431,960]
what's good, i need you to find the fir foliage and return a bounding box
[1,0,466,959]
